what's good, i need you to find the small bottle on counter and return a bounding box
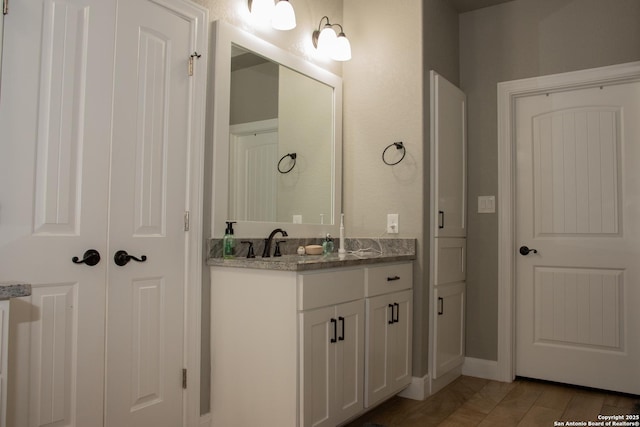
[322,234,334,255]
[223,221,236,259]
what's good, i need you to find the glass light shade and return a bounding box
[272,0,296,30]
[332,33,351,61]
[316,26,337,57]
[250,0,274,21]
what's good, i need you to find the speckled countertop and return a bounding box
[207,238,416,272]
[0,283,32,300]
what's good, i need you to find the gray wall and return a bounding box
[460,0,640,360]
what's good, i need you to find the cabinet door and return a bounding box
[334,300,364,424]
[364,293,394,407]
[300,306,335,427]
[390,290,413,391]
[432,283,465,379]
[431,71,467,237]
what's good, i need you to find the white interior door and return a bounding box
[106,0,194,425]
[229,121,278,222]
[515,80,640,394]
[0,0,115,425]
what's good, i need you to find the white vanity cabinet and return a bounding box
[210,259,414,427]
[210,265,365,427]
[364,263,413,408]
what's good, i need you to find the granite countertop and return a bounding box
[0,283,32,300]
[207,238,417,272]
[207,252,415,272]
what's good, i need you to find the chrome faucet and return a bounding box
[262,228,288,257]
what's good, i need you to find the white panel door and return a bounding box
[431,72,467,237]
[106,0,193,425]
[515,81,640,394]
[229,120,278,222]
[0,0,115,425]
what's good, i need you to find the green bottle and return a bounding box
[223,221,236,259]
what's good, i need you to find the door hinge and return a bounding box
[188,52,201,77]
[182,368,187,389]
[3,0,9,15]
[184,211,190,231]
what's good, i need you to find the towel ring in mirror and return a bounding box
[278,152,297,174]
[382,141,406,166]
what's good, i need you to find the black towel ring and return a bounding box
[382,142,406,166]
[278,152,297,174]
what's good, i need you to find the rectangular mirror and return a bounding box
[210,22,342,237]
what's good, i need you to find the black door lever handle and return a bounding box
[72,249,101,266]
[519,246,538,256]
[114,250,147,266]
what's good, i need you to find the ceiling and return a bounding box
[446,0,514,13]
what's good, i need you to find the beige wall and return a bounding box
[342,0,459,378]
[460,0,640,361]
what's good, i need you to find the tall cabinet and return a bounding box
[429,71,467,391]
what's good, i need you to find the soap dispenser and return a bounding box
[322,234,334,255]
[223,221,237,259]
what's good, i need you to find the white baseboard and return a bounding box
[430,365,463,395]
[398,374,430,400]
[199,413,211,427]
[462,357,501,381]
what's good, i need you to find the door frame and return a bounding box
[155,0,208,425]
[496,61,640,382]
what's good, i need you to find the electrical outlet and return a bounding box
[387,214,399,234]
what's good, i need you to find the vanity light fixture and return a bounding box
[272,0,296,30]
[249,0,274,21]
[312,16,352,61]
[249,0,296,31]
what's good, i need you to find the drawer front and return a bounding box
[298,268,364,310]
[365,262,413,297]
[434,238,466,285]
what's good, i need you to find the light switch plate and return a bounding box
[478,196,496,213]
[387,214,399,233]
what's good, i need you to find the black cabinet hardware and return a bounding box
[438,297,444,315]
[438,211,445,229]
[393,303,399,323]
[388,304,395,324]
[387,276,400,281]
[338,317,345,341]
[330,318,337,343]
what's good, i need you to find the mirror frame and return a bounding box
[210,21,343,238]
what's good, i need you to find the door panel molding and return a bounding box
[497,61,640,383]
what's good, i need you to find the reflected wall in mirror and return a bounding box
[228,45,333,225]
[210,21,342,237]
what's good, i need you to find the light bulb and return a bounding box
[272,0,296,30]
[332,33,352,61]
[316,26,337,57]
[250,0,274,21]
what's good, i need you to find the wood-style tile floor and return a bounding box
[345,376,640,427]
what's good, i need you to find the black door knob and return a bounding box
[519,245,538,256]
[72,249,101,266]
[114,250,147,266]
